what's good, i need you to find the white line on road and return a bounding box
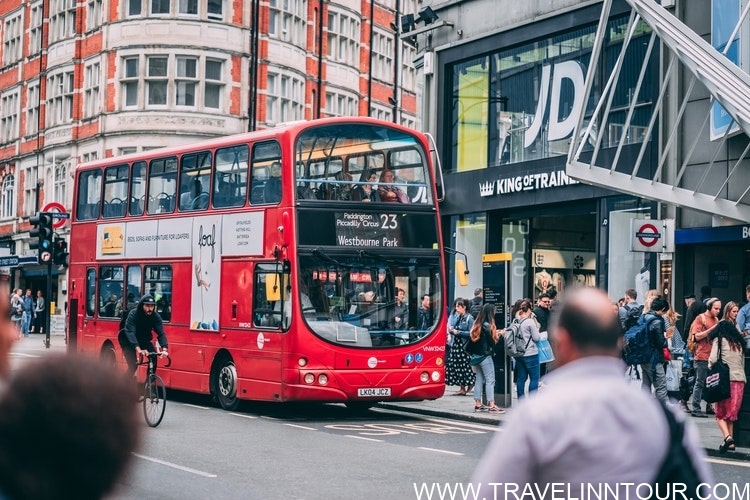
[284,423,317,431]
[345,435,384,442]
[230,413,257,419]
[706,457,750,468]
[417,447,464,456]
[371,408,502,432]
[132,453,217,477]
[10,352,40,358]
[182,404,211,410]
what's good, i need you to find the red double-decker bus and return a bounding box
[68,117,446,410]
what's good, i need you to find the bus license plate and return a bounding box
[358,387,391,397]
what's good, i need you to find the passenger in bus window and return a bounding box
[391,287,409,330]
[333,171,353,201]
[263,162,282,204]
[352,171,378,202]
[100,294,118,317]
[378,169,410,203]
[179,178,203,211]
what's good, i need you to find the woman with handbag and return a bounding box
[467,303,504,413]
[709,301,745,453]
[446,298,475,396]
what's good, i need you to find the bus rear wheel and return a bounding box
[213,356,239,411]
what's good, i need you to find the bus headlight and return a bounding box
[435,357,443,366]
[317,374,328,385]
[420,371,430,383]
[431,371,441,382]
[298,357,308,367]
[304,373,315,384]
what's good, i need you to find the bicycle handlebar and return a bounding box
[137,351,172,368]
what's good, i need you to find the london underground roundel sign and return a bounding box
[42,202,68,229]
[636,223,660,248]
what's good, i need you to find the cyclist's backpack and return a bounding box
[504,318,530,358]
[623,304,644,330]
[623,314,659,366]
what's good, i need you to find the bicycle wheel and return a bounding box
[143,374,167,427]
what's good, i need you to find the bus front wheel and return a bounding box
[213,356,239,411]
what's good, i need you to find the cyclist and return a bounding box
[118,295,169,376]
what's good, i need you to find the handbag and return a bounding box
[703,337,731,404]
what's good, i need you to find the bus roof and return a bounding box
[76,117,424,171]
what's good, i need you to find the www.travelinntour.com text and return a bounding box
[412,482,750,500]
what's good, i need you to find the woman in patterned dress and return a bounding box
[446,298,476,395]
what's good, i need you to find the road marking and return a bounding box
[418,447,464,456]
[285,423,317,431]
[182,404,210,410]
[371,408,502,432]
[10,352,40,358]
[230,413,257,419]
[345,435,383,443]
[133,453,217,477]
[706,457,750,467]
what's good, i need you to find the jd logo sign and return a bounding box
[524,60,586,149]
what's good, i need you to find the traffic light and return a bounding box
[53,237,68,267]
[29,212,54,264]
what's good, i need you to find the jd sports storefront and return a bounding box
[436,2,658,305]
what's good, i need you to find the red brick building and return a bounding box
[0,0,419,299]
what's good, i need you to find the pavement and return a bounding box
[379,385,750,462]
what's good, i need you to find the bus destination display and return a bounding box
[335,212,401,248]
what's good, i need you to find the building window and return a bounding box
[205,59,223,108]
[87,0,103,30]
[84,62,101,118]
[121,54,225,110]
[327,8,359,66]
[0,90,19,143]
[207,0,223,20]
[269,0,306,45]
[147,56,168,106]
[81,151,99,163]
[401,43,416,91]
[2,12,22,66]
[54,164,67,207]
[324,90,358,117]
[26,82,40,136]
[29,3,44,54]
[24,166,38,216]
[179,0,198,15]
[49,0,77,42]
[151,0,170,15]
[266,71,304,124]
[372,29,393,83]
[127,0,142,16]
[176,57,197,106]
[371,103,392,123]
[1,175,15,220]
[46,71,74,126]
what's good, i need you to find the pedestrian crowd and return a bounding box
[8,288,46,339]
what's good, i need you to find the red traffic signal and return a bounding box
[53,237,68,267]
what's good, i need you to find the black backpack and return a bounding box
[651,401,704,498]
[623,304,644,330]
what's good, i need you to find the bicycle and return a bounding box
[136,351,171,427]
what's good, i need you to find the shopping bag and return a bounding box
[537,338,555,364]
[665,360,681,393]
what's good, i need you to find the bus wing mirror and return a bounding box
[456,259,469,287]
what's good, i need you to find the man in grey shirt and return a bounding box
[471,287,712,497]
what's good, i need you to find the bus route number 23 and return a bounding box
[380,214,399,229]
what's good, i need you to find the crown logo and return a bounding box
[479,181,495,197]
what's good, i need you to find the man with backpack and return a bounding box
[618,288,642,331]
[627,297,670,404]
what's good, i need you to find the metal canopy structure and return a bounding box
[567,0,750,222]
